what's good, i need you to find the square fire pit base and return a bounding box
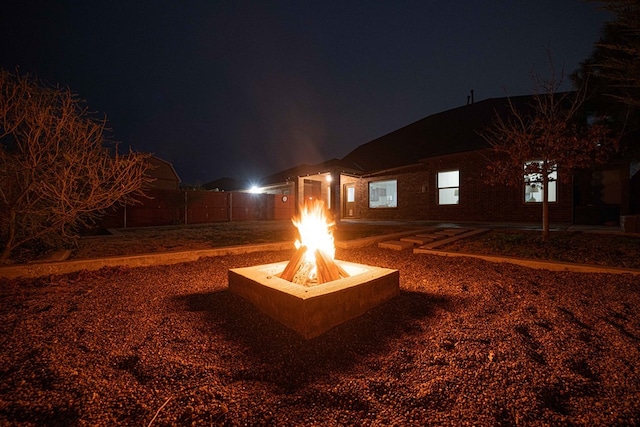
[228,260,399,339]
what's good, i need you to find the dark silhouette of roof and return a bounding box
[261,158,364,184]
[340,94,536,172]
[202,177,248,191]
[260,94,548,184]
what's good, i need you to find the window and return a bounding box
[524,161,557,203]
[346,186,355,202]
[369,180,397,208]
[437,170,459,205]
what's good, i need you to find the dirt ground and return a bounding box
[1,245,639,426]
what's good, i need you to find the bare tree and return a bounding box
[481,69,617,241]
[0,69,152,263]
[573,0,640,157]
[581,0,640,109]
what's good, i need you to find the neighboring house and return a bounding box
[258,94,635,225]
[202,177,247,192]
[145,155,181,190]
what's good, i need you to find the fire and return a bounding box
[292,200,335,264]
[281,200,349,286]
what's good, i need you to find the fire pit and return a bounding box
[228,201,399,339]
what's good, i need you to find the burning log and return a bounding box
[280,246,350,286]
[315,248,341,283]
[280,245,307,282]
[292,261,315,286]
[280,200,350,286]
[334,261,350,279]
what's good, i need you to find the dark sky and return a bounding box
[1,1,611,186]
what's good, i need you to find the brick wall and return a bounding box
[351,150,573,224]
[354,165,430,221]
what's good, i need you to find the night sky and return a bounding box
[1,1,611,186]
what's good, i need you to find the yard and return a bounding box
[28,220,640,271]
[1,236,639,425]
[67,220,419,262]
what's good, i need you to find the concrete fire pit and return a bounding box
[228,260,399,339]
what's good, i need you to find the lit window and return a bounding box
[524,161,557,203]
[369,180,397,208]
[346,186,355,202]
[438,170,459,205]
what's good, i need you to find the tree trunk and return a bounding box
[0,244,11,263]
[542,169,550,242]
[0,210,17,263]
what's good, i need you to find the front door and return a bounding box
[343,183,356,218]
[303,179,322,203]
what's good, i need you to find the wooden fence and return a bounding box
[100,190,295,228]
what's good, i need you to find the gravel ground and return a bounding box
[1,247,639,426]
[72,220,421,261]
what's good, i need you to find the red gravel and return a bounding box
[1,247,639,426]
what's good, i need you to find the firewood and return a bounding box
[335,261,350,278]
[314,249,341,283]
[314,250,328,284]
[292,261,314,286]
[280,245,307,282]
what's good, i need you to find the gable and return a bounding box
[145,156,181,190]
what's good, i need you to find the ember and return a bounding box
[280,201,350,285]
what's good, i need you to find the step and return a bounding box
[378,240,415,250]
[434,230,461,237]
[415,233,445,240]
[400,236,433,245]
[443,228,470,235]
[417,228,491,250]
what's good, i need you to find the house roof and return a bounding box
[202,177,248,192]
[340,94,536,172]
[147,155,181,183]
[261,158,364,185]
[260,94,553,184]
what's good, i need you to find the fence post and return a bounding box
[229,192,233,221]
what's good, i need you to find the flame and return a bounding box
[292,200,335,265]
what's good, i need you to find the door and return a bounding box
[343,183,356,218]
[303,179,322,203]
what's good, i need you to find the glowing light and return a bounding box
[292,200,335,265]
[249,185,260,194]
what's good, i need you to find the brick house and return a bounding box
[258,94,633,225]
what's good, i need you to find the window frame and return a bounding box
[368,179,398,209]
[437,169,460,205]
[523,160,557,204]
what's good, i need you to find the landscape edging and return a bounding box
[414,248,640,276]
[2,233,638,279]
[0,242,293,279]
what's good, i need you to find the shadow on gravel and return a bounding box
[173,289,457,392]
